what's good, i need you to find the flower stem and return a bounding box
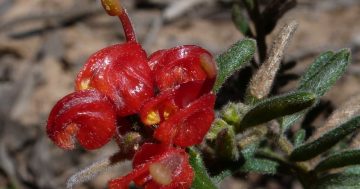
[101,0,137,42]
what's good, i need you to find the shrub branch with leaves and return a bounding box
[45,0,358,189]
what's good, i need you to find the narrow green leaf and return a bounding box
[290,116,360,161]
[299,49,350,95]
[240,158,278,174]
[232,4,250,35]
[345,165,360,174]
[236,91,316,131]
[214,39,256,93]
[315,150,360,173]
[215,128,239,161]
[212,170,232,184]
[281,49,351,132]
[314,173,360,189]
[294,129,306,147]
[280,113,303,133]
[189,148,218,189]
[299,51,335,87]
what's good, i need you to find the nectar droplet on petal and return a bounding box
[149,162,172,185]
[101,0,123,16]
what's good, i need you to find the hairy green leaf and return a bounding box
[189,148,218,189]
[281,49,351,131]
[215,128,239,161]
[214,39,256,93]
[315,150,360,173]
[232,4,250,35]
[220,102,249,130]
[240,158,278,174]
[345,166,360,174]
[314,173,360,189]
[290,116,360,161]
[299,49,350,95]
[206,119,231,140]
[222,103,241,125]
[237,91,316,131]
[212,170,232,184]
[299,51,335,88]
[294,129,306,147]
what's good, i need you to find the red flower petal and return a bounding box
[76,42,154,116]
[46,90,116,150]
[148,45,217,92]
[139,81,205,126]
[109,143,194,189]
[154,93,215,147]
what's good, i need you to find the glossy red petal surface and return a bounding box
[76,42,154,116]
[132,143,170,186]
[143,153,193,189]
[109,143,193,189]
[148,45,210,70]
[109,163,149,189]
[133,143,169,167]
[46,90,116,150]
[139,81,205,126]
[154,94,215,147]
[148,45,216,92]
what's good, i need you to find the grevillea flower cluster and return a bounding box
[46,0,217,188]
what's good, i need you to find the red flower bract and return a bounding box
[108,143,194,189]
[46,89,117,150]
[75,42,154,116]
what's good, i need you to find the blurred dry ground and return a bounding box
[0,0,359,188]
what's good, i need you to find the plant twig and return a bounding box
[241,0,268,63]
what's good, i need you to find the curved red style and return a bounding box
[46,89,117,150]
[108,143,194,189]
[75,42,154,116]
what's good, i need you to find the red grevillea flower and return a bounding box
[75,42,154,116]
[46,89,116,150]
[109,143,194,189]
[47,0,217,188]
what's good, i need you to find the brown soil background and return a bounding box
[0,0,359,188]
